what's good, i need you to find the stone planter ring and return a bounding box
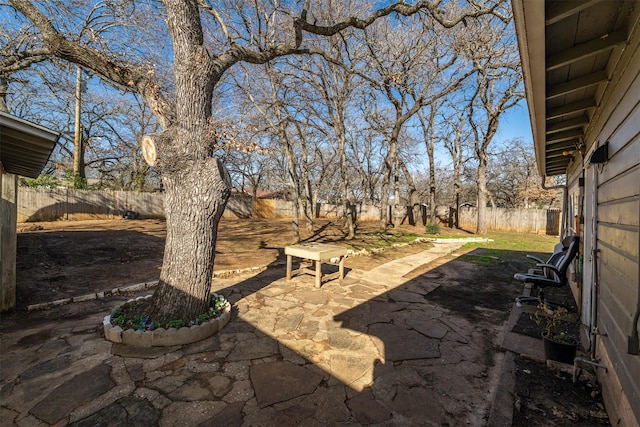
[103,294,231,347]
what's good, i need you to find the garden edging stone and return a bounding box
[103,294,231,347]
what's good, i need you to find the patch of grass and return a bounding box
[460,254,501,265]
[459,248,505,265]
[461,231,558,252]
[455,232,559,266]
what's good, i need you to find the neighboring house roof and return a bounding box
[0,111,59,178]
[512,0,636,176]
[255,190,286,199]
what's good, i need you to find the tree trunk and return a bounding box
[281,135,300,242]
[392,154,402,227]
[251,188,258,216]
[303,185,314,232]
[382,132,399,229]
[300,130,314,232]
[453,146,461,228]
[379,153,392,230]
[426,114,437,224]
[150,157,230,323]
[73,66,84,180]
[338,125,355,239]
[399,159,417,226]
[476,154,488,235]
[291,192,300,241]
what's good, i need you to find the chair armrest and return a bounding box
[526,254,545,264]
[535,263,560,274]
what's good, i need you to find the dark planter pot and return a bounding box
[542,332,578,364]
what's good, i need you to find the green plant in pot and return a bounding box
[533,301,579,364]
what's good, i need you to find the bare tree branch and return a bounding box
[9,0,175,127]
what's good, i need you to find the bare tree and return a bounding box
[283,32,362,238]
[358,14,474,229]
[417,102,441,223]
[464,14,523,234]
[489,139,559,208]
[234,61,314,241]
[8,0,508,321]
[439,99,472,227]
[0,21,48,112]
[347,123,384,204]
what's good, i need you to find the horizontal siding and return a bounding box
[604,99,640,157]
[585,38,639,148]
[597,242,639,317]
[597,300,640,416]
[597,222,638,262]
[598,165,640,203]
[598,199,639,227]
[600,281,636,347]
[589,21,640,424]
[600,134,639,185]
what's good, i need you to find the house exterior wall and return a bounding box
[567,21,640,425]
[1,172,18,312]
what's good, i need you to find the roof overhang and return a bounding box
[511,0,635,177]
[0,111,59,178]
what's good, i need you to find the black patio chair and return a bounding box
[514,236,580,307]
[525,235,573,278]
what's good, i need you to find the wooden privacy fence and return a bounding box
[458,206,560,235]
[18,188,164,222]
[18,189,383,222]
[17,188,251,222]
[17,188,560,235]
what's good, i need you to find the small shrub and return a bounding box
[110,294,228,331]
[425,222,441,234]
[533,301,577,343]
[19,174,60,189]
[166,319,185,329]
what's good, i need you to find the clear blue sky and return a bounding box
[430,99,534,170]
[495,99,533,144]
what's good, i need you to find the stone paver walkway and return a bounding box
[1,240,510,426]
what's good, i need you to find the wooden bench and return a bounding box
[285,243,347,288]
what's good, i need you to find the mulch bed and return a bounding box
[512,280,580,339]
[512,312,580,340]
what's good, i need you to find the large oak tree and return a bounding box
[8,0,507,322]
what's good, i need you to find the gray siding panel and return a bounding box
[598,199,640,227]
[604,100,640,155]
[598,301,640,414]
[601,134,639,184]
[598,243,638,316]
[588,27,640,422]
[598,167,639,203]
[598,222,639,260]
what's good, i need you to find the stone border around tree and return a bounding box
[103,294,231,347]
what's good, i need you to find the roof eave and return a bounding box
[512,0,547,177]
[0,111,60,178]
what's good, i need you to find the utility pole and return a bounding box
[73,66,85,179]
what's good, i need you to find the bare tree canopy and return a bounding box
[5,0,510,321]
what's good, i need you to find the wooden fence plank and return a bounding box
[17,189,560,234]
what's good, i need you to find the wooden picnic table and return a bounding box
[285,243,347,288]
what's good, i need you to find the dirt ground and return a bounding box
[9,218,608,425]
[15,218,438,308]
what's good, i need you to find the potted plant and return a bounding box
[534,301,579,364]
